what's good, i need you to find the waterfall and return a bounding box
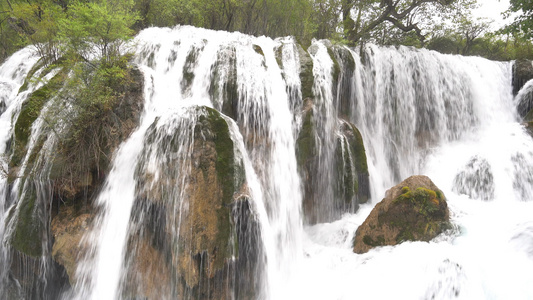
[2,26,533,299]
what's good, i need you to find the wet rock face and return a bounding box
[296,99,370,224]
[127,106,262,299]
[353,175,451,254]
[51,206,94,286]
[513,60,533,96]
[515,80,533,120]
[452,156,494,201]
[335,120,370,207]
[296,98,319,223]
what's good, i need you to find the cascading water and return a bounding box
[2,26,533,300]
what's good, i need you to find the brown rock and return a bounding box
[127,106,259,299]
[353,175,451,254]
[51,206,94,285]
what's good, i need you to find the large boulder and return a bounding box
[126,106,262,299]
[353,175,451,254]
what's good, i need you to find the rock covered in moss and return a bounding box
[297,45,314,100]
[296,98,319,223]
[335,119,370,207]
[128,106,261,299]
[8,182,43,257]
[353,175,451,254]
[330,46,356,118]
[210,46,238,120]
[297,99,370,223]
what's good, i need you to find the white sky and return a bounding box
[474,0,512,29]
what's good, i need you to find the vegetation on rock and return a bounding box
[353,175,451,254]
[335,120,370,206]
[128,106,260,299]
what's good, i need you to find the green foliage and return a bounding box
[2,0,66,62]
[342,0,478,46]
[10,184,43,257]
[135,0,316,44]
[57,57,130,170]
[59,0,139,64]
[503,0,533,39]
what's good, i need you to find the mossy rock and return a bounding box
[327,46,341,92]
[9,181,43,257]
[353,175,451,254]
[295,98,319,223]
[334,120,370,207]
[252,44,264,57]
[132,106,257,298]
[296,98,317,168]
[298,44,314,100]
[11,70,65,169]
[330,46,356,118]
[210,46,238,120]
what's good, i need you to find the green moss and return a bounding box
[347,123,368,175]
[327,47,341,86]
[11,70,64,168]
[298,45,314,100]
[209,47,238,120]
[11,183,43,257]
[363,235,385,247]
[252,44,264,57]
[197,106,242,271]
[335,121,369,204]
[18,59,44,94]
[296,108,316,168]
[396,187,440,216]
[396,229,415,243]
[334,136,356,204]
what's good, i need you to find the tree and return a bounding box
[342,0,477,46]
[3,0,66,62]
[59,0,139,65]
[503,0,533,38]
